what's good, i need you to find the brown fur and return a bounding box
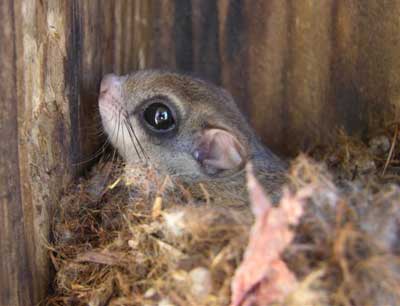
[99,70,285,206]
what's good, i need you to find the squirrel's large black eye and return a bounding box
[143,102,175,131]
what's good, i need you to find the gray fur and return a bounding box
[99,70,286,206]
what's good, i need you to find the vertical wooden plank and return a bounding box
[18,1,74,303]
[217,0,336,153]
[191,0,221,84]
[284,0,334,151]
[78,0,114,160]
[100,0,116,71]
[147,1,177,69]
[383,1,400,120]
[329,0,363,134]
[174,0,193,72]
[218,0,251,114]
[330,0,400,137]
[0,0,35,305]
[245,0,289,152]
[355,0,400,130]
[133,0,152,70]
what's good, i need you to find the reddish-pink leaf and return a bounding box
[230,163,311,306]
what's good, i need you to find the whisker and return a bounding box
[111,147,118,164]
[124,117,149,161]
[115,109,122,150]
[122,115,127,159]
[74,108,121,166]
[72,139,111,166]
[83,128,108,137]
[123,117,142,161]
[123,111,149,161]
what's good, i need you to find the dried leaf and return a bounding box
[75,251,126,266]
[230,163,311,306]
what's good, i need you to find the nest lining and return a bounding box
[44,125,400,306]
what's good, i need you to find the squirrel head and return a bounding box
[99,70,277,182]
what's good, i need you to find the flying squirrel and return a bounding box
[98,70,286,208]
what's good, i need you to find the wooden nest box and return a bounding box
[0,1,399,305]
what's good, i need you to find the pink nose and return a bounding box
[100,73,120,95]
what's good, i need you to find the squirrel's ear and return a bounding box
[193,128,246,172]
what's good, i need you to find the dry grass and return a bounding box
[44,125,400,306]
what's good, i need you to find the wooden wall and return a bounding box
[0,1,146,305]
[1,1,400,305]
[145,0,400,154]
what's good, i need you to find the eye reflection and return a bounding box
[143,102,175,131]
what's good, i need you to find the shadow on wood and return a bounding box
[1,1,400,305]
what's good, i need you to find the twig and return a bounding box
[382,124,398,176]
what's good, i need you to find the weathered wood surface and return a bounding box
[1,1,400,305]
[146,0,400,155]
[0,1,35,305]
[0,1,147,305]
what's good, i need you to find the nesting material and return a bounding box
[230,165,310,306]
[45,125,400,306]
[46,161,249,306]
[284,156,400,306]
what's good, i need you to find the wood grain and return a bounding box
[2,1,400,304]
[147,0,400,155]
[0,2,35,305]
[0,1,149,304]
